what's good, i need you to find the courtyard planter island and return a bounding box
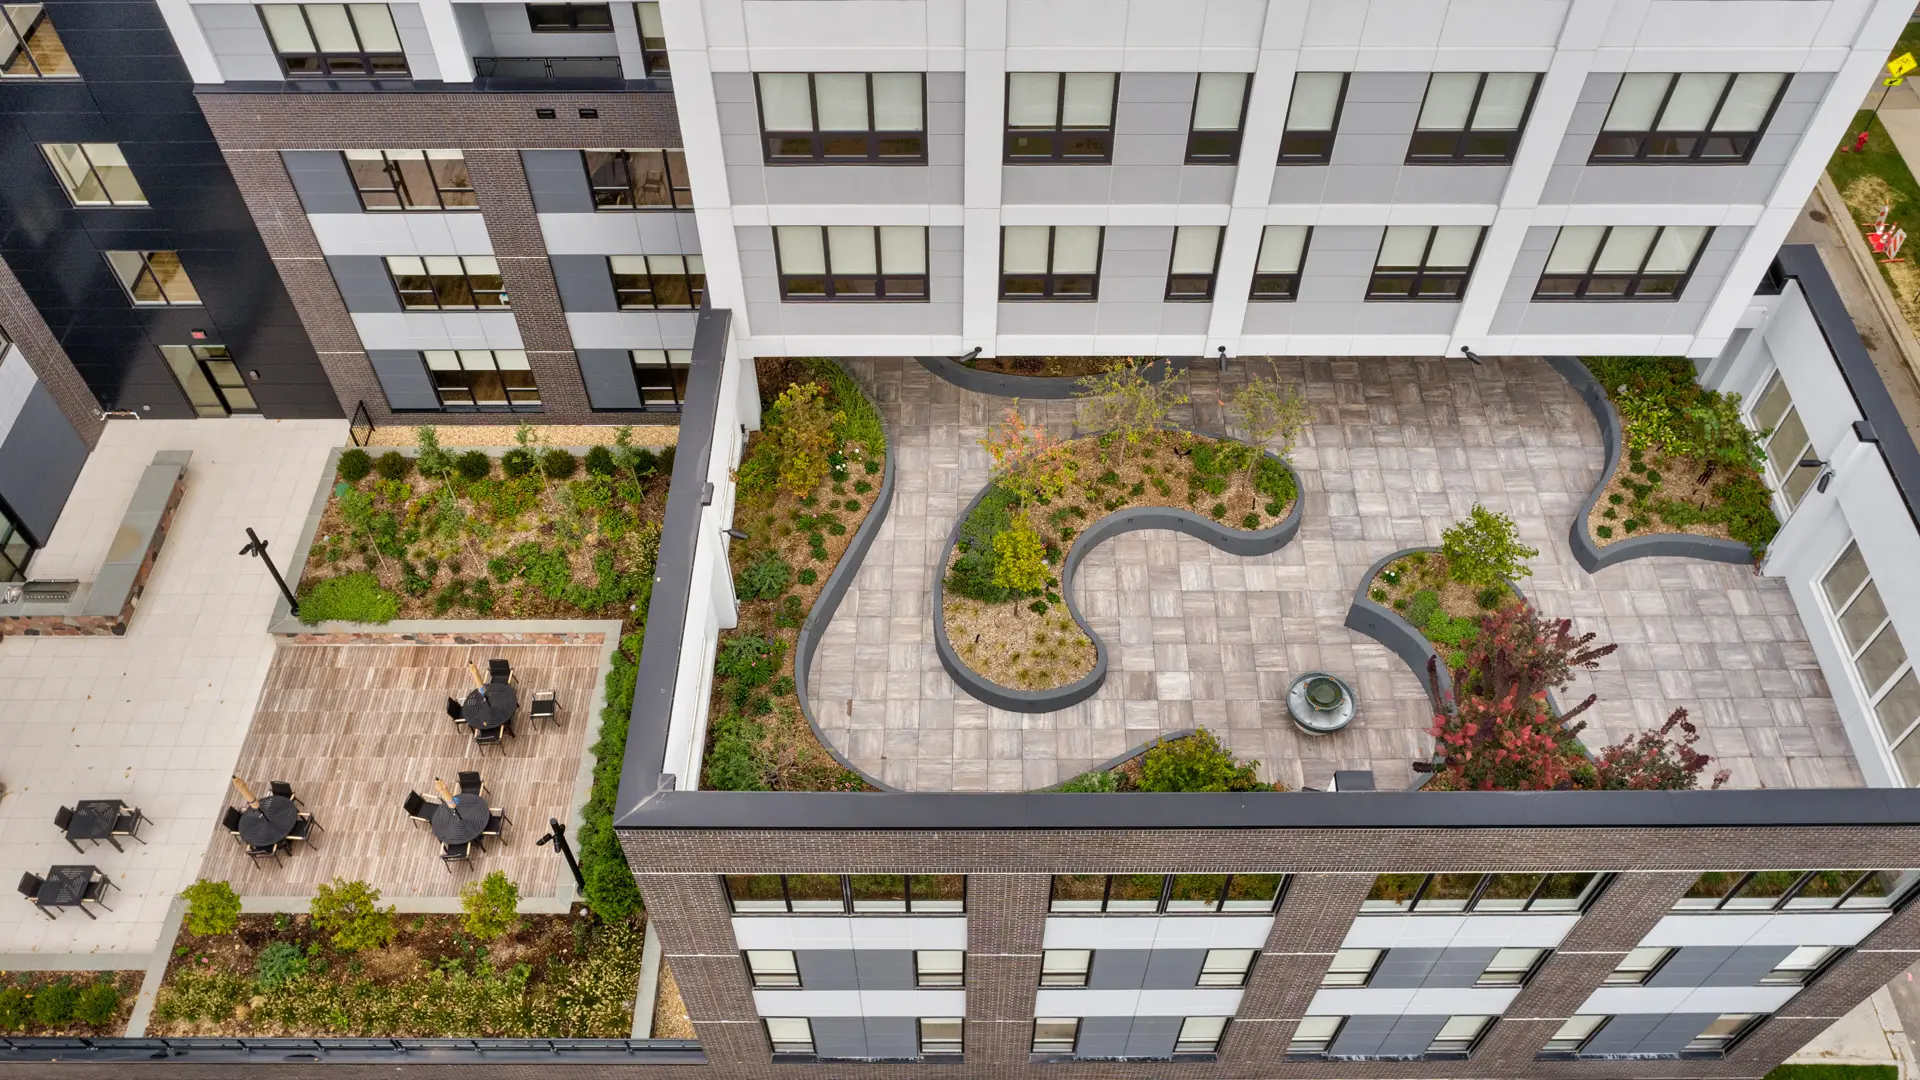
[917,353,1190,399]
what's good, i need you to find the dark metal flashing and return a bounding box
[1774,244,1920,534]
[0,1037,704,1064]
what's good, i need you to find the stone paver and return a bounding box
[807,357,1860,792]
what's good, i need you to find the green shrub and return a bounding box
[541,447,578,479]
[455,450,491,481]
[946,486,1019,603]
[578,633,645,919]
[181,879,241,936]
[1404,588,1441,630]
[991,522,1048,594]
[32,981,77,1025]
[1475,585,1508,610]
[800,357,887,459]
[460,870,521,940]
[298,572,400,625]
[336,447,373,483]
[705,727,768,791]
[310,878,396,954]
[716,634,783,689]
[585,444,617,476]
[1138,728,1266,792]
[735,550,793,602]
[501,447,538,478]
[0,986,27,1031]
[1441,504,1538,588]
[1056,769,1119,793]
[374,450,413,481]
[797,568,818,586]
[73,981,120,1027]
[255,941,309,989]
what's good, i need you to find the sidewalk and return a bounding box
[1789,985,1915,1078]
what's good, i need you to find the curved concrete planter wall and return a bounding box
[1547,355,1755,573]
[916,354,1191,400]
[791,363,900,793]
[1344,547,1458,710]
[935,436,1303,713]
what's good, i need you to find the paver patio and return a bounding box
[806,356,1861,792]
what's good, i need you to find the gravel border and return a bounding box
[915,354,1192,400]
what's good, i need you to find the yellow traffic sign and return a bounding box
[1889,77,1906,87]
[1890,52,1916,78]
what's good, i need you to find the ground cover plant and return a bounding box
[1827,108,1920,335]
[1580,357,1778,557]
[700,358,886,792]
[151,877,643,1037]
[0,971,139,1036]
[1367,505,1535,668]
[944,363,1302,692]
[962,355,1123,379]
[1055,728,1279,792]
[298,426,670,624]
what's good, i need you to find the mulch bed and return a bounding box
[962,355,1123,378]
[1585,449,1735,549]
[0,970,141,1037]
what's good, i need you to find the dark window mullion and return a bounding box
[1703,76,1738,136]
[779,874,794,912]
[841,875,854,914]
[821,225,837,299]
[1054,76,1068,160]
[1645,75,1682,160]
[1100,873,1114,913]
[1775,871,1817,908]
[1457,73,1489,158]
[1464,874,1493,911]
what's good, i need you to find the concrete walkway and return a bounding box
[1789,984,1915,1077]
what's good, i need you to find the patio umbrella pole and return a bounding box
[240,527,299,617]
[538,818,587,894]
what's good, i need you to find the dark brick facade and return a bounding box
[0,254,103,446]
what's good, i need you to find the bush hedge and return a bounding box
[297,572,401,625]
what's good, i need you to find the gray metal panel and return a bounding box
[1637,1013,1722,1057]
[854,949,916,991]
[795,950,858,991]
[1142,949,1206,990]
[577,349,642,411]
[1328,1014,1396,1058]
[1123,1016,1183,1059]
[1368,948,1442,989]
[1426,947,1499,988]
[1701,945,1796,987]
[366,352,439,412]
[1581,1013,1663,1056]
[0,381,88,547]
[1088,949,1150,990]
[281,151,362,214]
[1074,1016,1133,1059]
[550,255,619,312]
[1646,946,1740,988]
[863,1016,919,1059]
[327,256,401,313]
[194,1,281,81]
[1377,1014,1448,1059]
[522,150,594,213]
[810,1016,867,1059]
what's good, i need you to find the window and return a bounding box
[1001,226,1102,300]
[635,1,667,76]
[1197,949,1256,988]
[744,950,800,988]
[1820,543,1920,776]
[1362,872,1602,913]
[1476,948,1546,987]
[1048,873,1285,913]
[1428,1015,1493,1057]
[1174,1016,1227,1055]
[526,3,611,31]
[583,149,692,209]
[722,874,965,913]
[1366,226,1484,300]
[1251,225,1311,300]
[43,144,146,206]
[1280,73,1346,163]
[1591,73,1786,163]
[1408,72,1539,163]
[919,1018,962,1057]
[160,345,256,417]
[1749,370,1822,510]
[1675,869,1920,911]
[1005,72,1116,163]
[775,225,926,301]
[343,150,475,211]
[766,1017,814,1056]
[1187,72,1250,163]
[1535,225,1709,301]
[1165,226,1222,301]
[259,4,407,77]
[1684,1013,1762,1055]
[1,5,77,77]
[1762,945,1839,986]
[1039,949,1092,987]
[1321,948,1382,987]
[386,256,507,309]
[1032,1018,1079,1055]
[1542,1015,1607,1054]
[105,251,200,306]
[611,254,704,309]
[423,350,539,409]
[757,72,926,163]
[1605,946,1672,985]
[629,349,690,410]
[1288,1017,1343,1057]
[0,505,31,583]
[915,950,964,988]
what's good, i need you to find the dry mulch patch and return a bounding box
[1586,449,1735,549]
[651,960,694,1039]
[963,355,1123,379]
[0,970,140,1037]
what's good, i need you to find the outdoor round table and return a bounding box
[463,684,517,732]
[237,795,299,848]
[430,795,491,845]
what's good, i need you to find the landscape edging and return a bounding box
[1547,355,1756,573]
[1343,546,1456,710]
[935,433,1303,714]
[915,354,1192,400]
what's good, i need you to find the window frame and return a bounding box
[1604,945,1674,985]
[104,251,201,307]
[755,72,928,164]
[625,348,692,411]
[1360,872,1606,914]
[918,1017,964,1057]
[1761,945,1841,986]
[765,1017,815,1057]
[914,949,966,988]
[742,949,801,988]
[1185,71,1252,164]
[0,502,31,584]
[1165,224,1223,302]
[1365,226,1486,301]
[1320,948,1383,987]
[1173,1015,1229,1056]
[1004,72,1119,164]
[1000,225,1104,302]
[773,225,928,302]
[525,3,613,32]
[342,149,476,211]
[722,874,967,914]
[419,349,540,411]
[1426,1014,1494,1059]
[609,254,706,310]
[160,344,256,417]
[42,143,147,207]
[1589,72,1789,165]
[1749,368,1822,512]
[1682,1013,1764,1057]
[1406,72,1540,164]
[258,3,410,79]
[1031,1017,1080,1056]
[1475,947,1548,987]
[1046,873,1288,914]
[635,1,668,77]
[1278,72,1348,164]
[1039,949,1093,987]
[1815,539,1920,770]
[1251,224,1313,301]
[582,148,693,210]
[1197,948,1257,988]
[1532,224,1711,301]
[1287,1016,1344,1059]
[1,4,78,78]
[385,255,508,311]
[1674,869,1920,912]
[1540,1014,1609,1056]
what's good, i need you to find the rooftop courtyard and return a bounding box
[807,356,1859,792]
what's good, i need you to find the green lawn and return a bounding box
[1766,1065,1897,1080]
[1826,110,1920,218]
[1894,20,1920,66]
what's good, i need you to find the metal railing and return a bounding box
[349,399,374,447]
[471,56,623,81]
[0,1035,705,1064]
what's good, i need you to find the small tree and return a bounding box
[1454,603,1617,706]
[765,382,843,498]
[1226,365,1311,477]
[460,870,521,940]
[1596,708,1730,790]
[1686,394,1767,484]
[1440,504,1538,589]
[415,425,455,482]
[979,407,1071,506]
[181,879,241,937]
[309,877,396,954]
[991,521,1049,594]
[1077,358,1189,463]
[1138,728,1267,792]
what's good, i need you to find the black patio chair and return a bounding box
[111,806,149,845]
[269,780,305,810]
[530,690,558,730]
[288,815,322,849]
[247,843,282,867]
[403,790,431,828]
[54,806,74,832]
[483,808,511,842]
[446,697,465,723]
[221,806,244,841]
[474,725,503,752]
[458,771,485,797]
[442,841,473,873]
[488,658,512,684]
[81,875,115,912]
[18,872,52,920]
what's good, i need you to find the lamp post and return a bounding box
[538,817,587,893]
[240,527,298,616]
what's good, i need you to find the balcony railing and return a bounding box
[471,55,623,88]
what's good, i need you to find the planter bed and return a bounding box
[700,359,886,793]
[150,912,642,1038]
[917,354,1189,399]
[0,970,139,1037]
[966,355,1126,379]
[1365,549,1523,672]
